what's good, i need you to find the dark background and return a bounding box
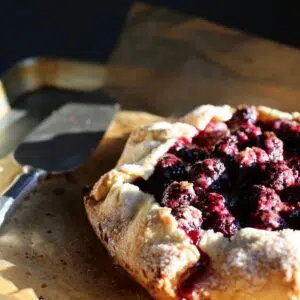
[1,0,299,75]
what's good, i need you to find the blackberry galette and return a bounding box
[85,105,300,300]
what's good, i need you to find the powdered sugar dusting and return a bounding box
[201,228,300,290]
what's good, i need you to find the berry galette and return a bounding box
[85,105,300,300]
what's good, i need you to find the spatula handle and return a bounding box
[0,167,46,228]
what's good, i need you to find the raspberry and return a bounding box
[237,185,286,229]
[259,132,284,162]
[249,210,287,230]
[227,106,258,129]
[190,158,228,190]
[154,153,187,181]
[193,121,229,151]
[174,206,203,243]
[161,181,196,209]
[262,161,295,192]
[198,193,238,237]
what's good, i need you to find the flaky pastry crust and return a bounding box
[85,105,300,300]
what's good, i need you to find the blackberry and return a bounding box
[190,158,228,191]
[262,161,295,192]
[161,181,196,209]
[154,153,187,181]
[227,105,258,130]
[259,132,284,162]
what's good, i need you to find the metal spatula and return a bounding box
[0,90,118,228]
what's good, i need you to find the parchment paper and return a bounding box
[0,111,162,299]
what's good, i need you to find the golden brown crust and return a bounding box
[85,105,300,300]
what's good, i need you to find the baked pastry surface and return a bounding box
[85,105,300,300]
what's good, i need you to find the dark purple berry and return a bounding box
[191,158,227,190]
[214,136,239,158]
[168,138,191,154]
[273,119,300,146]
[161,181,196,209]
[288,157,300,183]
[236,147,269,168]
[154,153,187,181]
[259,132,284,162]
[227,106,258,129]
[198,193,238,237]
[280,185,300,204]
[262,161,295,192]
[174,206,203,243]
[249,210,287,230]
[247,185,283,212]
[232,124,262,147]
[285,208,300,229]
[175,144,208,163]
[193,121,229,152]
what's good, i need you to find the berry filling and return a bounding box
[135,107,300,237]
[177,249,211,299]
[135,106,300,238]
[133,106,300,297]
